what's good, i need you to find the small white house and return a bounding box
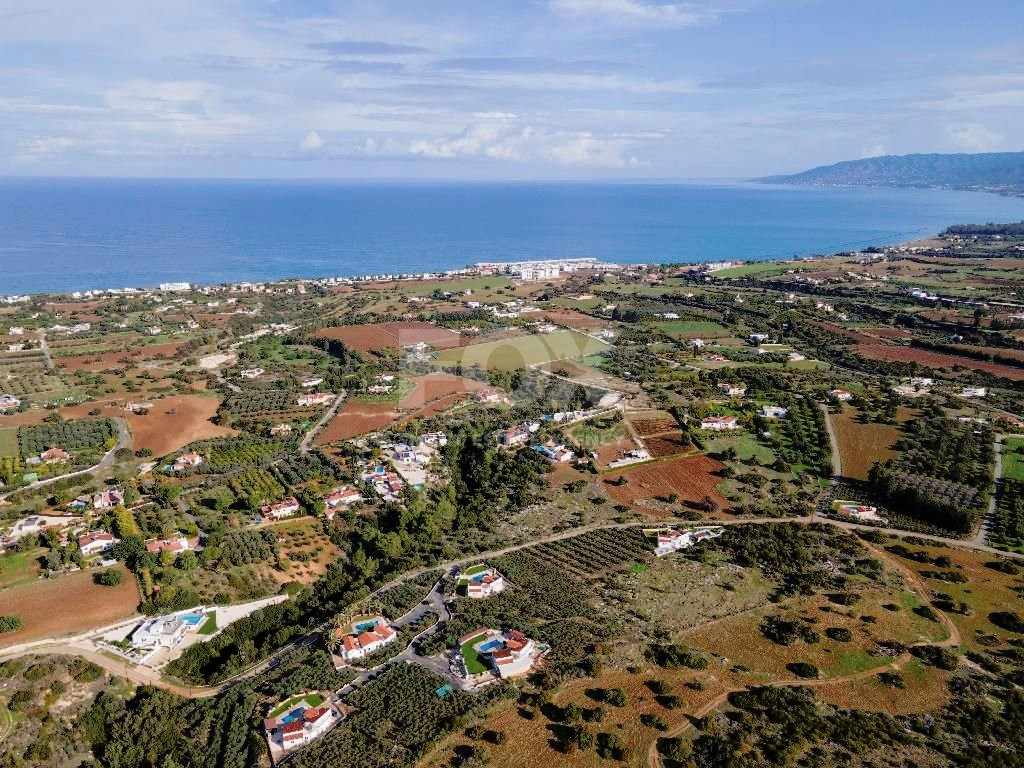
[961,387,987,398]
[717,383,747,397]
[240,367,264,379]
[828,389,853,402]
[760,405,788,419]
[701,415,739,431]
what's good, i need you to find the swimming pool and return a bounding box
[479,640,502,652]
[280,707,304,724]
[355,620,377,631]
[180,614,204,626]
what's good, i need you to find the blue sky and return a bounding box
[2,0,1022,179]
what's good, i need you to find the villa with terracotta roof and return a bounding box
[457,628,544,680]
[171,453,204,470]
[457,564,507,599]
[78,530,117,556]
[331,616,398,664]
[261,496,300,520]
[40,448,71,464]
[145,535,191,555]
[323,486,363,511]
[263,692,337,752]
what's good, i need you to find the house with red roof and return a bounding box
[261,497,300,520]
[332,616,398,663]
[78,530,118,556]
[144,535,190,555]
[263,693,337,752]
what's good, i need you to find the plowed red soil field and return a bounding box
[399,373,486,409]
[313,321,462,353]
[857,344,1024,380]
[0,566,139,649]
[315,402,398,445]
[603,455,728,512]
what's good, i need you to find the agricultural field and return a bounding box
[655,320,729,337]
[831,406,906,481]
[857,343,1024,381]
[313,321,462,353]
[602,455,728,515]
[315,401,398,445]
[0,566,139,649]
[536,308,604,329]
[432,329,608,370]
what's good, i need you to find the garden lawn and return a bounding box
[1003,437,1024,482]
[197,612,217,635]
[0,428,18,457]
[269,693,324,718]
[460,633,489,675]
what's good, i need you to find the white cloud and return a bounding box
[948,123,1003,152]
[408,122,649,167]
[298,130,324,151]
[550,0,715,27]
[860,144,886,158]
[473,111,518,120]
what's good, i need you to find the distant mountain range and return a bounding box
[759,151,1024,196]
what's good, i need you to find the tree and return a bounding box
[99,569,123,586]
[159,549,177,568]
[177,551,199,570]
[0,615,23,633]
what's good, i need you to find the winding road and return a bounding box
[299,391,346,454]
[0,417,131,502]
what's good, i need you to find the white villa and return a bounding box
[760,405,788,419]
[962,387,987,398]
[459,628,542,679]
[533,443,575,462]
[834,502,887,524]
[701,415,739,431]
[261,497,300,520]
[171,453,204,470]
[78,530,117,556]
[323,486,363,510]
[717,382,747,397]
[240,367,264,379]
[828,389,853,401]
[297,392,333,407]
[653,526,723,556]
[458,565,507,599]
[333,616,397,663]
[264,694,337,751]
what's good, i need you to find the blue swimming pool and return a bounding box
[280,708,304,724]
[180,614,204,625]
[479,640,502,652]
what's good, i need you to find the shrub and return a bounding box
[786,662,819,679]
[825,627,853,642]
[0,615,23,633]
[97,569,123,586]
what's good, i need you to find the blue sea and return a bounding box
[2,178,1024,295]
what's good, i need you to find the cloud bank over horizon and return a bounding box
[2,0,1022,179]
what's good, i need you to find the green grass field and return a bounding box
[197,611,218,635]
[433,329,608,370]
[0,429,19,457]
[460,633,489,675]
[655,321,728,336]
[0,548,43,590]
[1003,437,1024,482]
[269,692,325,718]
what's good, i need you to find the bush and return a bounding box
[0,615,23,633]
[878,671,906,688]
[787,662,819,679]
[97,569,123,587]
[989,611,1024,633]
[825,627,853,642]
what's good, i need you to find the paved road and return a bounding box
[299,391,346,453]
[0,417,131,501]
